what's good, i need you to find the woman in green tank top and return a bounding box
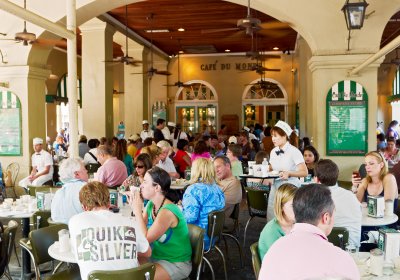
[129,167,192,280]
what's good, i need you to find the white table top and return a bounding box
[48,242,76,263]
[356,252,400,279]
[0,208,37,219]
[362,207,398,227]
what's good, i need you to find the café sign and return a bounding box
[200,62,262,71]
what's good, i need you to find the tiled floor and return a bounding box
[5,198,265,280]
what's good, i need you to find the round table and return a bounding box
[362,207,398,227]
[355,252,400,279]
[0,207,37,279]
[48,242,77,263]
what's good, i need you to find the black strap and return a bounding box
[88,152,99,164]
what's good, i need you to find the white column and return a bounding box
[308,54,383,180]
[114,32,144,137]
[80,18,115,140]
[0,65,49,179]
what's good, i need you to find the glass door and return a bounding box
[198,106,217,134]
[176,106,196,133]
[243,105,264,127]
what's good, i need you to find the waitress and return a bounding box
[267,120,308,221]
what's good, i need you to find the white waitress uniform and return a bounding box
[267,141,305,222]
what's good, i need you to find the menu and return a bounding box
[0,108,21,156]
[326,80,368,156]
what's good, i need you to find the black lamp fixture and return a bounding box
[341,0,368,50]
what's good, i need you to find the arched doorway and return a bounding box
[242,78,288,127]
[175,80,218,134]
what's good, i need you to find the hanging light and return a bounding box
[341,0,368,30]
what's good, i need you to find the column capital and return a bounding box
[80,17,115,35]
[308,54,384,73]
[0,65,49,80]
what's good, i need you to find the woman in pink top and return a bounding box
[190,140,211,162]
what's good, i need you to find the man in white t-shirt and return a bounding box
[19,137,54,189]
[314,159,362,247]
[69,181,151,280]
[156,141,180,179]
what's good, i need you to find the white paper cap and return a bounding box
[33,137,43,145]
[228,136,237,144]
[167,122,176,127]
[243,126,250,132]
[274,120,293,137]
[142,120,149,125]
[263,124,269,128]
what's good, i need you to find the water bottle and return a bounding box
[262,158,269,166]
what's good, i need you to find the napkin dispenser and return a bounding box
[378,228,400,262]
[367,195,384,218]
[253,164,268,177]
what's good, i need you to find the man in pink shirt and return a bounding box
[95,145,127,188]
[259,184,359,280]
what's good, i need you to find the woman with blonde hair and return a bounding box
[141,145,162,166]
[258,183,297,260]
[182,158,225,249]
[352,151,398,209]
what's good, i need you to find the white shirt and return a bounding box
[161,127,171,141]
[157,157,177,173]
[329,184,362,247]
[140,129,154,141]
[267,142,304,222]
[172,131,188,148]
[83,148,98,165]
[32,150,54,175]
[51,179,85,224]
[269,142,304,172]
[69,210,149,280]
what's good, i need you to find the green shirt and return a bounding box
[146,202,192,262]
[258,218,285,260]
[231,160,243,178]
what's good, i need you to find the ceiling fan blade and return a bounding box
[259,21,290,30]
[201,27,239,34]
[155,70,172,76]
[258,29,290,38]
[32,38,67,47]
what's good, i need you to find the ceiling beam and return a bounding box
[0,0,75,40]
[99,12,169,59]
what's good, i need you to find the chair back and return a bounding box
[33,210,52,229]
[327,227,349,250]
[87,163,101,174]
[5,162,19,187]
[245,188,269,218]
[250,242,261,279]
[188,224,205,278]
[29,224,68,265]
[207,209,225,250]
[0,220,18,275]
[88,263,156,280]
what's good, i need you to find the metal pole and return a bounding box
[66,0,78,158]
[349,34,400,76]
[0,0,74,40]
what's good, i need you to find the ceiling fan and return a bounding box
[164,40,191,88]
[131,14,171,77]
[104,5,142,66]
[201,0,289,37]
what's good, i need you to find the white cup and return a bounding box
[385,200,394,216]
[4,198,13,205]
[58,229,70,253]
